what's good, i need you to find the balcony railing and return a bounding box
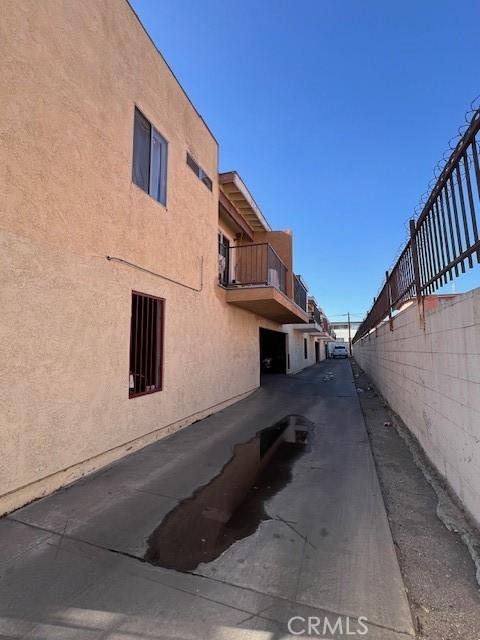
[307,303,334,335]
[293,275,308,311]
[309,305,322,325]
[227,243,287,294]
[322,318,332,335]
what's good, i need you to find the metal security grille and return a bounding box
[354,107,480,344]
[129,292,164,398]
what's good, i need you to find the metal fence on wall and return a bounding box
[353,107,480,344]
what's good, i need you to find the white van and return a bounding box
[332,344,349,359]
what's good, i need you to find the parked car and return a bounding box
[332,344,349,358]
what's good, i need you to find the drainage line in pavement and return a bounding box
[7,517,146,563]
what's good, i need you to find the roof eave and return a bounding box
[219,171,272,232]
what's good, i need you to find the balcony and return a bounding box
[228,243,287,292]
[293,274,308,311]
[291,299,332,336]
[310,305,322,325]
[223,243,308,324]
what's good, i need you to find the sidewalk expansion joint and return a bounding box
[187,570,415,637]
[7,516,146,564]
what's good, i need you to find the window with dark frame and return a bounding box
[201,173,213,191]
[186,152,212,191]
[186,152,200,176]
[304,338,308,359]
[132,107,168,205]
[129,292,164,398]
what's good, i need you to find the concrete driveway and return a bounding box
[0,360,414,639]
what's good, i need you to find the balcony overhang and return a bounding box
[219,191,254,242]
[225,286,308,324]
[219,172,271,232]
[291,323,330,337]
[292,322,322,333]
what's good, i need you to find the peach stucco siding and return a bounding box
[0,0,283,513]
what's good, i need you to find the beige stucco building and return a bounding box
[0,0,332,514]
[284,297,334,373]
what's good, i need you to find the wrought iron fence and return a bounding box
[228,243,287,294]
[293,274,308,311]
[309,302,322,325]
[353,108,480,344]
[308,301,333,336]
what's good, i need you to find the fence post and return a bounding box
[386,270,393,331]
[409,219,425,329]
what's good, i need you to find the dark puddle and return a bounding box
[145,415,314,572]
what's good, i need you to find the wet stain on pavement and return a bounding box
[144,415,314,572]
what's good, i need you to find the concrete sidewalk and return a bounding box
[0,361,414,639]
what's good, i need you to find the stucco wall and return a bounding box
[0,0,281,513]
[318,339,328,362]
[284,328,324,374]
[353,289,480,525]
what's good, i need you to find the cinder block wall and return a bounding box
[353,288,480,526]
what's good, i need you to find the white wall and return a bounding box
[353,289,480,526]
[284,327,325,374]
[331,326,359,344]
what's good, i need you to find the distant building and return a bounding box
[330,321,362,344]
[284,297,336,373]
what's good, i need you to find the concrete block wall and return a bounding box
[353,288,480,526]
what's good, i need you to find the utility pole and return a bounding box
[347,311,352,356]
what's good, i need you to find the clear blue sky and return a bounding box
[130,0,479,320]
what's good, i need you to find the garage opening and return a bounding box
[259,328,287,375]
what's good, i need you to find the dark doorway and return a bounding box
[218,233,230,286]
[259,328,287,374]
[315,341,320,363]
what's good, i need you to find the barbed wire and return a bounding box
[369,95,480,306]
[412,94,479,221]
